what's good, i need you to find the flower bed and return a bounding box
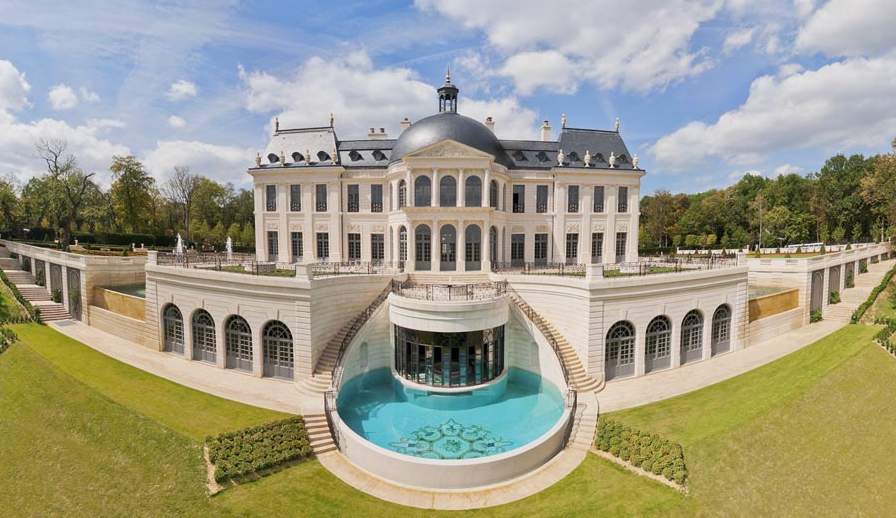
[206,416,312,483]
[595,418,687,485]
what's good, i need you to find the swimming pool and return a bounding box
[336,367,565,460]
[105,284,146,298]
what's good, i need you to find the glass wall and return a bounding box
[394,325,505,387]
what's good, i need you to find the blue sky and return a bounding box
[1,0,895,193]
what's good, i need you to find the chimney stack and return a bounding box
[485,116,495,132]
[400,117,411,132]
[541,120,552,142]
[368,127,389,140]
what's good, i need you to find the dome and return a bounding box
[390,112,507,165]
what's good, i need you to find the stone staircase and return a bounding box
[0,264,71,322]
[508,291,603,393]
[304,413,336,455]
[567,393,600,452]
[826,261,893,322]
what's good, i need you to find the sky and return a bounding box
[1,0,895,194]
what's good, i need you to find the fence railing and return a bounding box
[389,280,507,301]
[492,262,586,276]
[563,388,578,450]
[311,261,404,277]
[324,389,340,451]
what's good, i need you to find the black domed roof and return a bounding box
[390,112,507,166]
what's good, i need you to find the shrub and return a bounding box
[820,243,826,254]
[829,290,840,304]
[596,418,687,486]
[846,243,852,250]
[860,261,869,273]
[753,250,761,258]
[785,253,792,258]
[34,268,45,287]
[21,258,31,272]
[851,264,896,324]
[0,269,41,323]
[810,309,823,323]
[206,416,312,483]
[795,246,803,254]
[0,326,17,354]
[51,288,62,303]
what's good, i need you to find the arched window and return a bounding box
[399,226,408,262]
[465,176,482,207]
[163,304,184,355]
[262,321,294,380]
[415,224,431,270]
[489,180,498,208]
[605,321,635,380]
[440,224,456,271]
[680,310,704,364]
[398,180,407,209]
[439,176,456,207]
[414,176,431,207]
[192,309,216,363]
[645,316,671,373]
[465,225,482,271]
[711,305,732,356]
[225,315,253,372]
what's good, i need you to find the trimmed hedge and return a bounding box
[874,318,896,354]
[851,264,896,324]
[0,269,41,323]
[810,309,823,323]
[829,290,841,304]
[206,416,312,483]
[596,418,688,486]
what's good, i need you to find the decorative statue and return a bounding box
[255,152,261,167]
[274,117,280,132]
[633,154,639,169]
[557,149,565,166]
[305,149,311,165]
[584,150,592,167]
[329,113,334,126]
[280,151,286,166]
[333,148,339,163]
[609,151,617,168]
[175,233,184,256]
[226,236,233,261]
[561,113,566,128]
[615,117,620,132]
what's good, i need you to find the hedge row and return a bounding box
[850,264,896,324]
[0,326,16,354]
[595,418,688,486]
[0,269,41,323]
[7,228,177,247]
[874,318,896,354]
[206,416,312,483]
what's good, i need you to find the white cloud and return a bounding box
[167,115,186,128]
[79,86,100,103]
[796,0,896,58]
[241,50,539,140]
[48,84,78,110]
[416,0,722,93]
[773,163,803,176]
[498,51,577,95]
[723,27,756,54]
[167,79,197,101]
[794,0,818,18]
[652,58,896,170]
[0,60,31,113]
[142,140,255,185]
[86,118,125,132]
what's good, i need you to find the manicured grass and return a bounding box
[203,265,297,277]
[10,324,286,440]
[0,280,28,321]
[866,277,896,323]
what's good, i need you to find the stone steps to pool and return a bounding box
[305,414,336,454]
[32,301,72,322]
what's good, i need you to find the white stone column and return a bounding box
[407,170,414,207]
[458,220,467,272]
[303,183,314,263]
[407,223,416,272]
[183,311,194,361]
[634,327,646,376]
[670,320,682,368]
[254,184,265,260]
[216,316,227,369]
[483,222,491,271]
[458,169,466,207]
[606,186,618,263]
[253,323,264,378]
[702,313,713,361]
[432,168,439,207]
[483,170,490,207]
[432,219,440,272]
[582,187,592,263]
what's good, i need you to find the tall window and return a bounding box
[512,185,525,213]
[605,321,635,380]
[615,232,627,263]
[645,316,672,373]
[591,232,603,263]
[399,227,408,262]
[398,180,407,209]
[414,176,431,207]
[348,233,361,261]
[371,233,384,262]
[465,225,481,270]
[711,305,732,356]
[371,184,383,213]
[262,321,294,380]
[681,310,704,364]
[593,186,604,212]
[440,225,457,271]
[192,310,216,363]
[347,184,359,212]
[489,180,498,208]
[316,232,329,260]
[265,185,277,212]
[536,185,548,213]
[163,304,184,355]
[291,232,303,262]
[511,234,525,266]
[415,225,431,270]
[290,184,301,211]
[465,176,482,207]
[567,185,579,213]
[267,231,278,260]
[566,233,579,264]
[315,184,327,212]
[534,233,548,264]
[439,176,456,207]
[617,186,628,213]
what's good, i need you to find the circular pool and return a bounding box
[335,367,568,484]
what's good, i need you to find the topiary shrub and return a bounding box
[795,246,803,254]
[829,290,840,304]
[810,309,823,323]
[820,243,826,254]
[596,418,687,486]
[51,288,62,303]
[206,416,312,483]
[860,261,868,273]
[846,243,852,250]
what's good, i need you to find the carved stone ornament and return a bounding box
[616,223,629,232]
[567,224,580,232]
[289,223,303,232]
[584,150,591,167]
[255,152,262,167]
[372,224,385,232]
[266,222,279,230]
[557,149,565,166]
[348,224,361,233]
[633,154,639,169]
[418,144,475,158]
[536,225,550,232]
[315,224,329,231]
[609,152,617,168]
[511,226,525,233]
[593,223,606,232]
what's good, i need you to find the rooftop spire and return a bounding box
[437,71,458,113]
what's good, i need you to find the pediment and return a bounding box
[403,139,493,160]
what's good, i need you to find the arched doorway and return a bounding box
[680,310,704,364]
[440,224,457,271]
[415,224,431,271]
[711,305,732,356]
[225,315,253,372]
[262,320,294,380]
[163,304,184,355]
[67,268,81,321]
[465,225,482,271]
[829,266,841,296]
[645,316,671,373]
[605,321,635,380]
[192,309,216,363]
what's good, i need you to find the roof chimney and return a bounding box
[541,120,552,142]
[400,117,411,132]
[368,127,389,140]
[485,116,495,133]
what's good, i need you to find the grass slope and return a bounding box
[0,280,28,321]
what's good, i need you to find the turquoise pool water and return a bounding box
[337,367,565,460]
[106,284,146,298]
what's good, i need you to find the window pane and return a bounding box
[290,185,301,211]
[371,184,383,212]
[567,185,579,213]
[593,186,604,212]
[536,185,548,213]
[266,185,276,211]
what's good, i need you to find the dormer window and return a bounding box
[512,150,528,161]
[535,151,550,163]
[349,150,363,162]
[618,154,628,163]
[317,151,330,162]
[372,150,387,161]
[595,153,605,163]
[568,152,580,163]
[267,153,279,164]
[291,152,304,163]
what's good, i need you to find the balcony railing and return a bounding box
[492,262,586,277]
[347,202,359,212]
[371,202,383,213]
[316,202,328,212]
[536,203,548,213]
[311,261,404,277]
[390,280,508,301]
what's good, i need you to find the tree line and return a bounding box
[639,139,896,251]
[0,139,255,251]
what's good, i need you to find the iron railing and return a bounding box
[563,388,578,450]
[492,262,586,277]
[311,261,404,277]
[323,389,340,451]
[389,280,507,301]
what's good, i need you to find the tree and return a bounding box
[162,166,201,245]
[0,174,19,233]
[862,137,896,231]
[110,155,156,233]
[35,139,97,249]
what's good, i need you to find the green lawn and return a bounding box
[3,322,896,517]
[0,280,28,321]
